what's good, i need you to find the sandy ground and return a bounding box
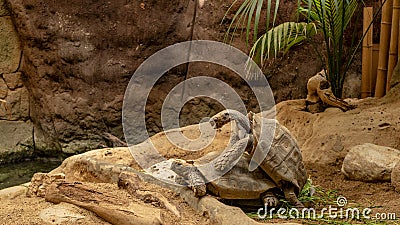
[1,161,398,225]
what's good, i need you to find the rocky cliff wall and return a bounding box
[1,0,361,162]
[0,1,33,163]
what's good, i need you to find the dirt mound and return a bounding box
[275,96,400,165]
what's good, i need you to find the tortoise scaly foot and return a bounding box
[283,185,304,209]
[261,191,279,208]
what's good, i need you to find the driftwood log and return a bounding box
[28,173,162,225]
[44,182,162,225]
[33,156,301,225]
[118,172,181,217]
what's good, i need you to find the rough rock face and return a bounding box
[6,0,199,153]
[0,120,33,163]
[0,1,34,163]
[0,16,20,73]
[4,0,325,156]
[392,162,400,192]
[341,143,400,182]
[7,0,192,153]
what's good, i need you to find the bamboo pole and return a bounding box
[387,0,400,92]
[375,0,394,97]
[362,7,374,98]
[372,44,380,94]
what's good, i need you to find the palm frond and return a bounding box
[250,22,317,65]
[224,0,306,45]
[224,0,363,97]
[299,0,358,47]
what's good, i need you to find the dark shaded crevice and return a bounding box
[15,48,23,72]
[32,125,35,152]
[181,0,198,100]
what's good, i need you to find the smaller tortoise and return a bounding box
[148,151,281,208]
[209,109,308,208]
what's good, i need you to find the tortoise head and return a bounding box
[170,159,193,177]
[209,110,232,129]
[248,111,261,138]
[248,112,278,142]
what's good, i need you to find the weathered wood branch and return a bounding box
[44,182,162,225]
[118,171,181,217]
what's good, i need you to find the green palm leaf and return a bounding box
[223,0,378,97]
[224,0,302,44]
[250,22,317,63]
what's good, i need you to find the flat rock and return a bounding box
[341,143,400,182]
[392,161,400,193]
[0,185,27,200]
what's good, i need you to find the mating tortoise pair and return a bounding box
[150,109,308,208]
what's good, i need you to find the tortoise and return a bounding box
[148,150,281,208]
[209,109,308,208]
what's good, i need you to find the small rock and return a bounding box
[392,162,400,193]
[341,143,400,182]
[27,172,65,197]
[307,102,324,113]
[324,107,343,114]
[378,122,391,130]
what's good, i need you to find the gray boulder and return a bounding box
[341,143,400,182]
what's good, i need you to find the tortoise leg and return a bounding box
[171,160,207,197]
[282,183,304,209]
[214,136,253,171]
[187,167,207,197]
[228,120,240,148]
[261,191,279,208]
